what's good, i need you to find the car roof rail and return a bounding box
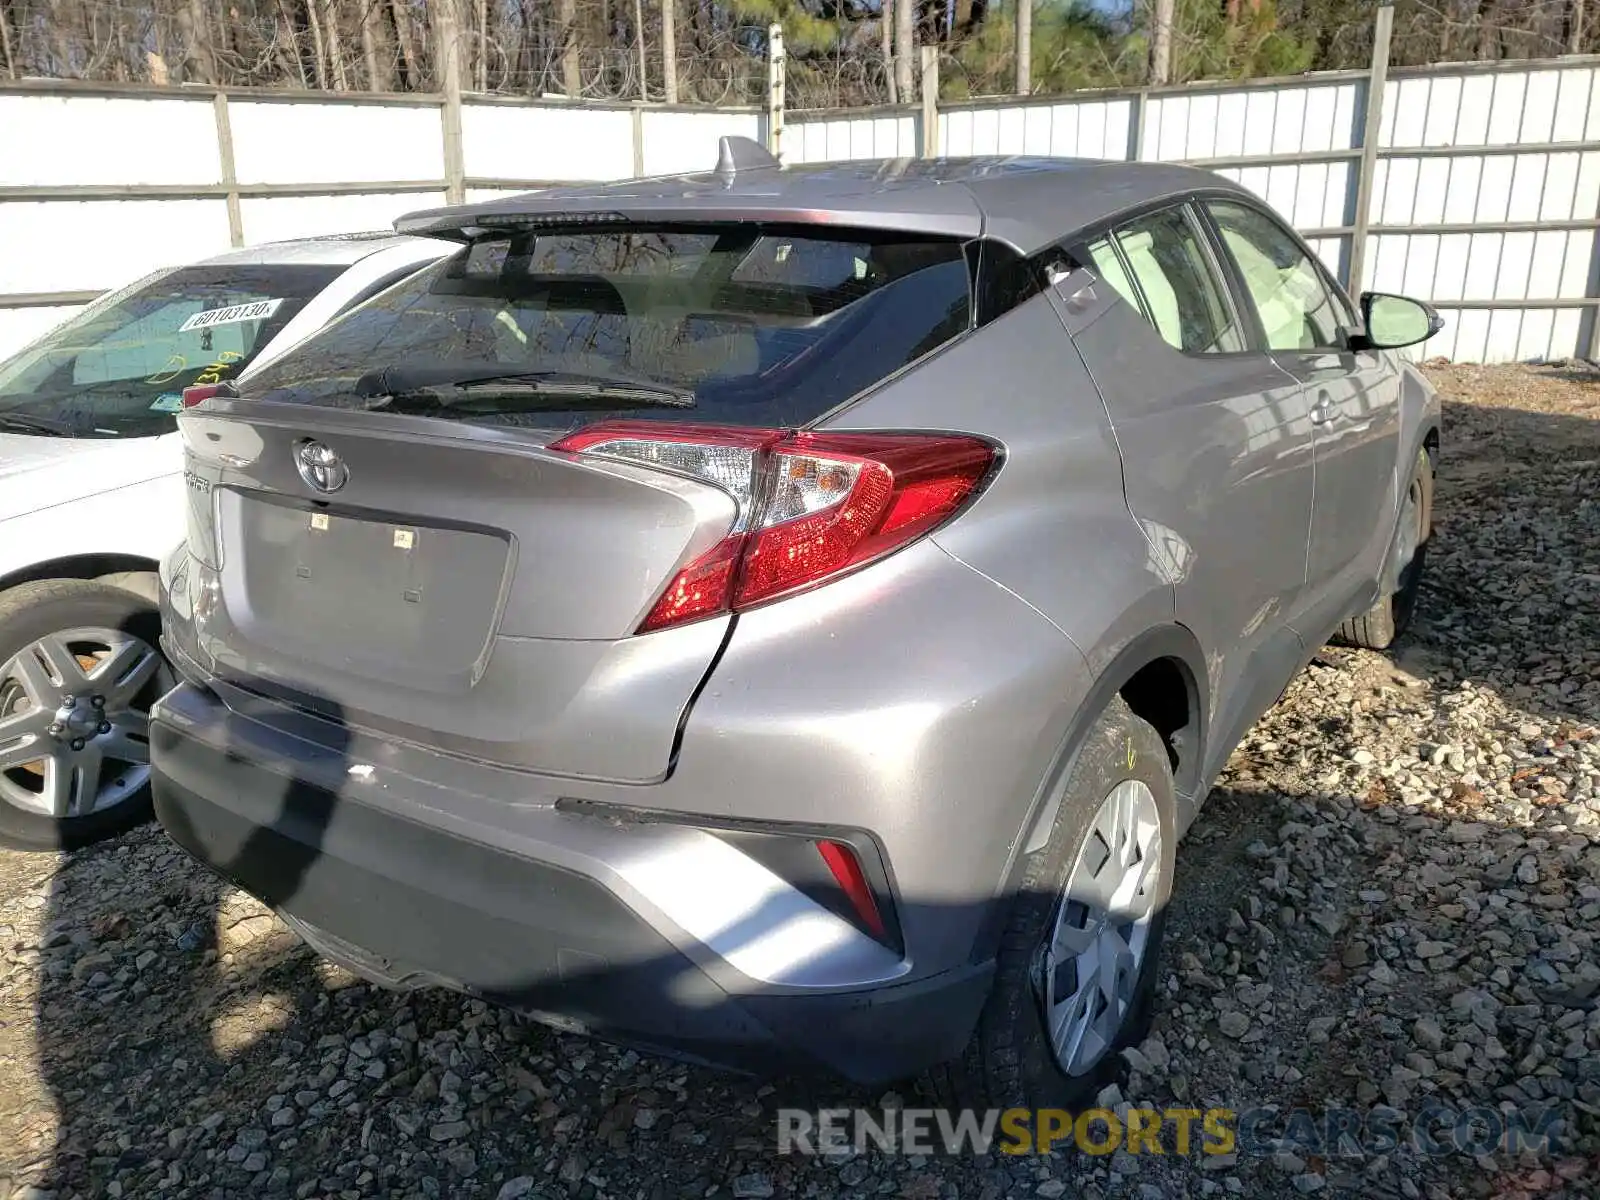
[714,135,779,176]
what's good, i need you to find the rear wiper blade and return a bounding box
[370,382,697,416]
[0,411,71,437]
[357,365,695,409]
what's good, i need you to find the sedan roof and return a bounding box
[196,231,449,269]
[392,152,1248,255]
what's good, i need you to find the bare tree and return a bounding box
[1150,0,1174,83]
[1477,0,1500,57]
[631,0,646,98]
[559,0,580,94]
[0,0,1583,105]
[304,0,330,86]
[390,0,419,85]
[895,0,913,102]
[475,0,487,88]
[438,0,466,86]
[881,0,896,103]
[0,0,15,80]
[269,0,305,86]
[360,0,387,89]
[662,0,678,103]
[331,0,353,87]
[180,0,216,82]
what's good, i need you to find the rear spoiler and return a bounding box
[391,136,987,246]
[395,136,781,243]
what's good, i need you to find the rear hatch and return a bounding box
[180,403,735,781]
[176,223,980,782]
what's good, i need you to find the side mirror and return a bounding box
[1353,292,1444,351]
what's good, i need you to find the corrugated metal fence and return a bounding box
[2,48,1596,364]
[0,84,762,358]
[789,55,1600,364]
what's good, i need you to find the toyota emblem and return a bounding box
[295,440,348,494]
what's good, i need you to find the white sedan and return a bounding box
[0,231,455,850]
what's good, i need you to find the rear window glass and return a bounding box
[0,264,339,439]
[241,226,974,430]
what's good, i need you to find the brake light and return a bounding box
[740,432,991,608]
[551,422,995,633]
[638,533,745,632]
[181,384,224,409]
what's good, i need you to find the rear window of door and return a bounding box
[1204,200,1351,352]
[1082,206,1244,355]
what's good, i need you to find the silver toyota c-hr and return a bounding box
[152,140,1443,1106]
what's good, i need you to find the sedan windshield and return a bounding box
[0,263,341,439]
[241,225,974,431]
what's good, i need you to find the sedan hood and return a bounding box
[0,432,179,521]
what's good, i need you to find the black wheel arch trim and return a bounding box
[0,552,163,597]
[1417,420,1440,529]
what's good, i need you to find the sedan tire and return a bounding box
[0,579,172,851]
[1335,445,1434,651]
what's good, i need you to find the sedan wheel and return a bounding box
[0,627,161,819]
[0,579,173,851]
[1333,445,1433,650]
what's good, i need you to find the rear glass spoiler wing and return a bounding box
[392,136,985,244]
[393,202,986,244]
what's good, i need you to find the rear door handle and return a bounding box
[1309,395,1337,425]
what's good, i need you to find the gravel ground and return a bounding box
[2,362,1598,1200]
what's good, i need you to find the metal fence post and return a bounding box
[436,0,467,205]
[632,0,650,101]
[1128,89,1148,162]
[212,92,244,247]
[1590,249,1600,360]
[920,45,939,158]
[767,25,785,160]
[1015,0,1031,97]
[1348,0,1394,295]
[661,0,679,104]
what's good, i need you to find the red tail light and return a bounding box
[815,839,887,940]
[639,532,746,633]
[551,422,995,633]
[181,384,224,409]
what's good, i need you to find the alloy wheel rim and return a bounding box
[0,627,161,820]
[1041,778,1163,1077]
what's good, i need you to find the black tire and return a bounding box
[1334,446,1434,651]
[0,579,172,852]
[926,696,1178,1109]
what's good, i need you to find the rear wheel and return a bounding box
[1334,446,1433,650]
[0,580,173,851]
[927,697,1177,1108]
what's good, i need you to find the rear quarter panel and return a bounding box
[735,292,1181,967]
[825,291,1175,684]
[654,538,1098,975]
